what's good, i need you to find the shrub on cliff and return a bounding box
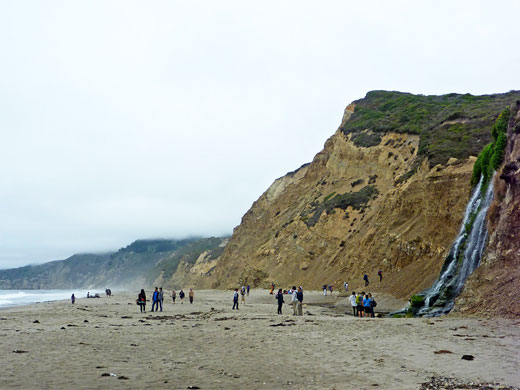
[471,107,510,188]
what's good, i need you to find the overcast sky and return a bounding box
[1,1,519,268]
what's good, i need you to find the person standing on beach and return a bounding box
[189,288,194,304]
[378,270,383,282]
[172,290,176,304]
[71,294,75,304]
[151,287,159,312]
[232,288,239,310]
[368,293,376,318]
[349,291,357,317]
[247,285,250,296]
[291,285,298,315]
[363,274,369,287]
[357,292,364,317]
[276,288,284,314]
[344,282,349,293]
[269,283,275,295]
[240,286,246,305]
[138,289,146,312]
[322,285,327,296]
[179,289,185,304]
[159,288,164,312]
[296,286,304,316]
[329,284,334,295]
[363,293,372,317]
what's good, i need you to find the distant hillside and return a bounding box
[0,237,228,290]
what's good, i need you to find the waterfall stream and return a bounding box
[416,175,494,316]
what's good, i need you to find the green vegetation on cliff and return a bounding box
[302,185,379,227]
[340,90,520,167]
[471,107,511,189]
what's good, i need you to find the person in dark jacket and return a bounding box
[151,287,159,312]
[296,286,304,316]
[275,288,284,315]
[138,289,146,312]
[179,289,185,304]
[232,288,239,310]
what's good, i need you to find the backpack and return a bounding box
[372,299,377,307]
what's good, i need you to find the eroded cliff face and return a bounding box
[456,103,520,318]
[211,117,475,298]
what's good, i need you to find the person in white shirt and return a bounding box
[349,291,357,317]
[344,282,349,293]
[291,285,298,315]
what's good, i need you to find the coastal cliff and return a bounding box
[210,91,520,303]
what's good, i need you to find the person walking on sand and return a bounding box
[240,286,246,305]
[189,288,194,304]
[159,287,164,312]
[344,282,349,293]
[378,270,383,282]
[349,291,357,317]
[179,289,185,304]
[138,289,146,312]
[172,289,176,304]
[151,287,159,312]
[269,283,275,295]
[363,274,369,287]
[232,288,239,310]
[291,285,298,315]
[71,294,75,304]
[296,286,304,316]
[329,284,334,295]
[247,284,250,296]
[276,288,284,315]
[322,284,327,296]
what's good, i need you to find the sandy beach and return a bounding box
[0,289,519,390]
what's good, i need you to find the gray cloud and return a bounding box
[1,1,520,268]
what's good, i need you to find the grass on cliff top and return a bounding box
[340,90,520,166]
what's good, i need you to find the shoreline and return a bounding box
[0,289,518,389]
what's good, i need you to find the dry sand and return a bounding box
[0,289,519,390]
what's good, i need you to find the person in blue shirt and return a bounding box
[151,287,159,312]
[363,294,372,317]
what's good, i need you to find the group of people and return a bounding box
[322,284,334,295]
[273,286,304,315]
[348,291,377,317]
[136,287,195,312]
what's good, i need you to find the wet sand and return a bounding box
[0,290,519,389]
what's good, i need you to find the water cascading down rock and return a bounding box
[417,175,495,316]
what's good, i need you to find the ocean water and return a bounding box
[0,289,92,308]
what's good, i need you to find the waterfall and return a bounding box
[417,175,494,316]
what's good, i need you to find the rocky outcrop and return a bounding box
[455,102,520,318]
[211,129,474,298]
